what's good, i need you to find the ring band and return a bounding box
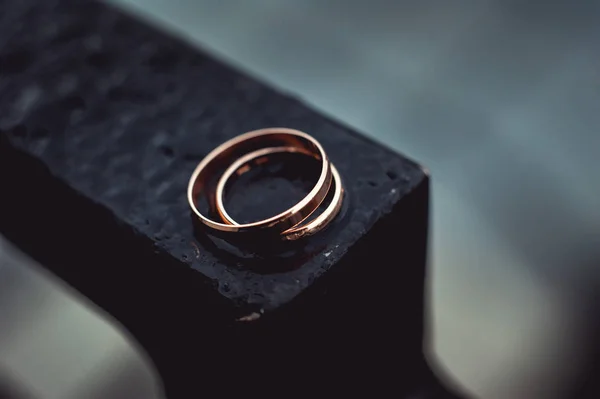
[187,128,332,236]
[215,146,344,241]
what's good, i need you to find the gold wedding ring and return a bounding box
[187,128,344,242]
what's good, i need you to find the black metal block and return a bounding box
[0,1,463,398]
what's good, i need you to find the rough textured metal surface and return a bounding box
[0,1,462,398]
[0,0,424,314]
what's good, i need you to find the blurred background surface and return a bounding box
[1,1,600,398]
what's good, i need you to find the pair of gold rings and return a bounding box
[187,128,344,242]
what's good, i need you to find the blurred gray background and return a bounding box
[1,1,599,398]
